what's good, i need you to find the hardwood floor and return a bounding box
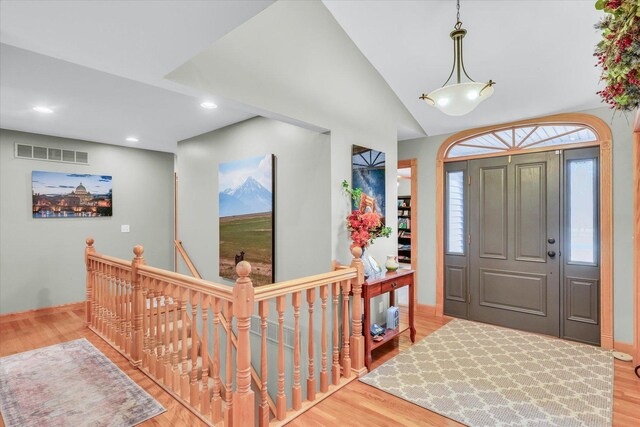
[1,307,638,426]
[0,307,207,427]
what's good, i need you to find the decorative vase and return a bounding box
[385,255,399,272]
[361,247,374,279]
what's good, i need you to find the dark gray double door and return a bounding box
[444,148,600,345]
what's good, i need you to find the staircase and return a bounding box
[84,237,365,426]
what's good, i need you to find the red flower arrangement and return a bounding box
[342,180,392,249]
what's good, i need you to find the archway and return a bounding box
[435,113,613,348]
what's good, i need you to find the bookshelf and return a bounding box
[398,195,411,264]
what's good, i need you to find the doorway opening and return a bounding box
[398,159,418,308]
[435,113,613,348]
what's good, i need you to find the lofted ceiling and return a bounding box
[324,0,606,137]
[0,1,607,151]
[0,44,257,153]
[0,0,273,152]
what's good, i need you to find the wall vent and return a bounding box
[250,315,294,350]
[15,143,89,164]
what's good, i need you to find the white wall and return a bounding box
[176,116,332,283]
[166,0,425,267]
[177,116,334,404]
[398,177,411,197]
[0,129,175,314]
[398,107,636,343]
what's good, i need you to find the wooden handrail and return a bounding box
[138,264,233,301]
[254,268,358,301]
[173,239,277,417]
[88,253,132,269]
[175,240,202,278]
[88,238,367,426]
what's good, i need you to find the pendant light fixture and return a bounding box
[420,0,495,116]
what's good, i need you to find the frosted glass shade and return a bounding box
[424,82,494,116]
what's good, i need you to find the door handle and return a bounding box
[547,251,556,258]
[547,238,555,244]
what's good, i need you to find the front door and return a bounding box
[468,151,560,337]
[444,148,601,344]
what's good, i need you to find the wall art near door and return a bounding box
[218,154,274,286]
[352,145,386,223]
[32,171,112,218]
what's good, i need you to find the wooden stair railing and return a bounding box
[250,246,366,426]
[174,240,277,416]
[85,238,366,426]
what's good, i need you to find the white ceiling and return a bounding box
[0,0,607,151]
[0,0,272,152]
[0,44,256,153]
[324,0,605,137]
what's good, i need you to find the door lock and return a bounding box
[547,238,555,244]
[547,251,556,258]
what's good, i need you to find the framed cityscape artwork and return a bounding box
[32,171,112,218]
[218,154,275,286]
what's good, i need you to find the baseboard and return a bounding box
[613,340,634,356]
[417,304,437,316]
[601,334,614,350]
[0,301,85,323]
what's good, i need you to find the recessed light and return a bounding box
[33,106,54,114]
[126,137,139,143]
[200,102,218,109]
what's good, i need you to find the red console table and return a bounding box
[362,269,416,370]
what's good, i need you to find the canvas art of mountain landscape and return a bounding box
[218,154,274,286]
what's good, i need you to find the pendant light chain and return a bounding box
[455,0,462,30]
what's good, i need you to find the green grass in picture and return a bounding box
[219,212,273,286]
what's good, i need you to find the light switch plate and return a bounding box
[121,225,130,233]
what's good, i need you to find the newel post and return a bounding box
[131,245,145,367]
[349,246,367,376]
[233,261,255,426]
[85,237,96,326]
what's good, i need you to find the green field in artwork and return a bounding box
[219,212,273,286]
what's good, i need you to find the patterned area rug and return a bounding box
[0,338,165,427]
[360,319,613,426]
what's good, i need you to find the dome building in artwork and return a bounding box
[70,182,92,204]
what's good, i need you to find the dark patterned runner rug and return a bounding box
[360,319,613,426]
[0,338,165,427]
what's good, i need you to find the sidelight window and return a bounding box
[446,171,465,254]
[567,158,597,264]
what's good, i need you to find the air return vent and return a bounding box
[16,144,32,158]
[250,315,294,350]
[14,143,89,165]
[62,150,75,162]
[48,148,61,161]
[33,146,47,160]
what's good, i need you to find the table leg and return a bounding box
[363,288,372,370]
[409,279,416,343]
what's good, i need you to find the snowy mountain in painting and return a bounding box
[219,176,272,217]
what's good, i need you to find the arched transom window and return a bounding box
[446,124,598,159]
